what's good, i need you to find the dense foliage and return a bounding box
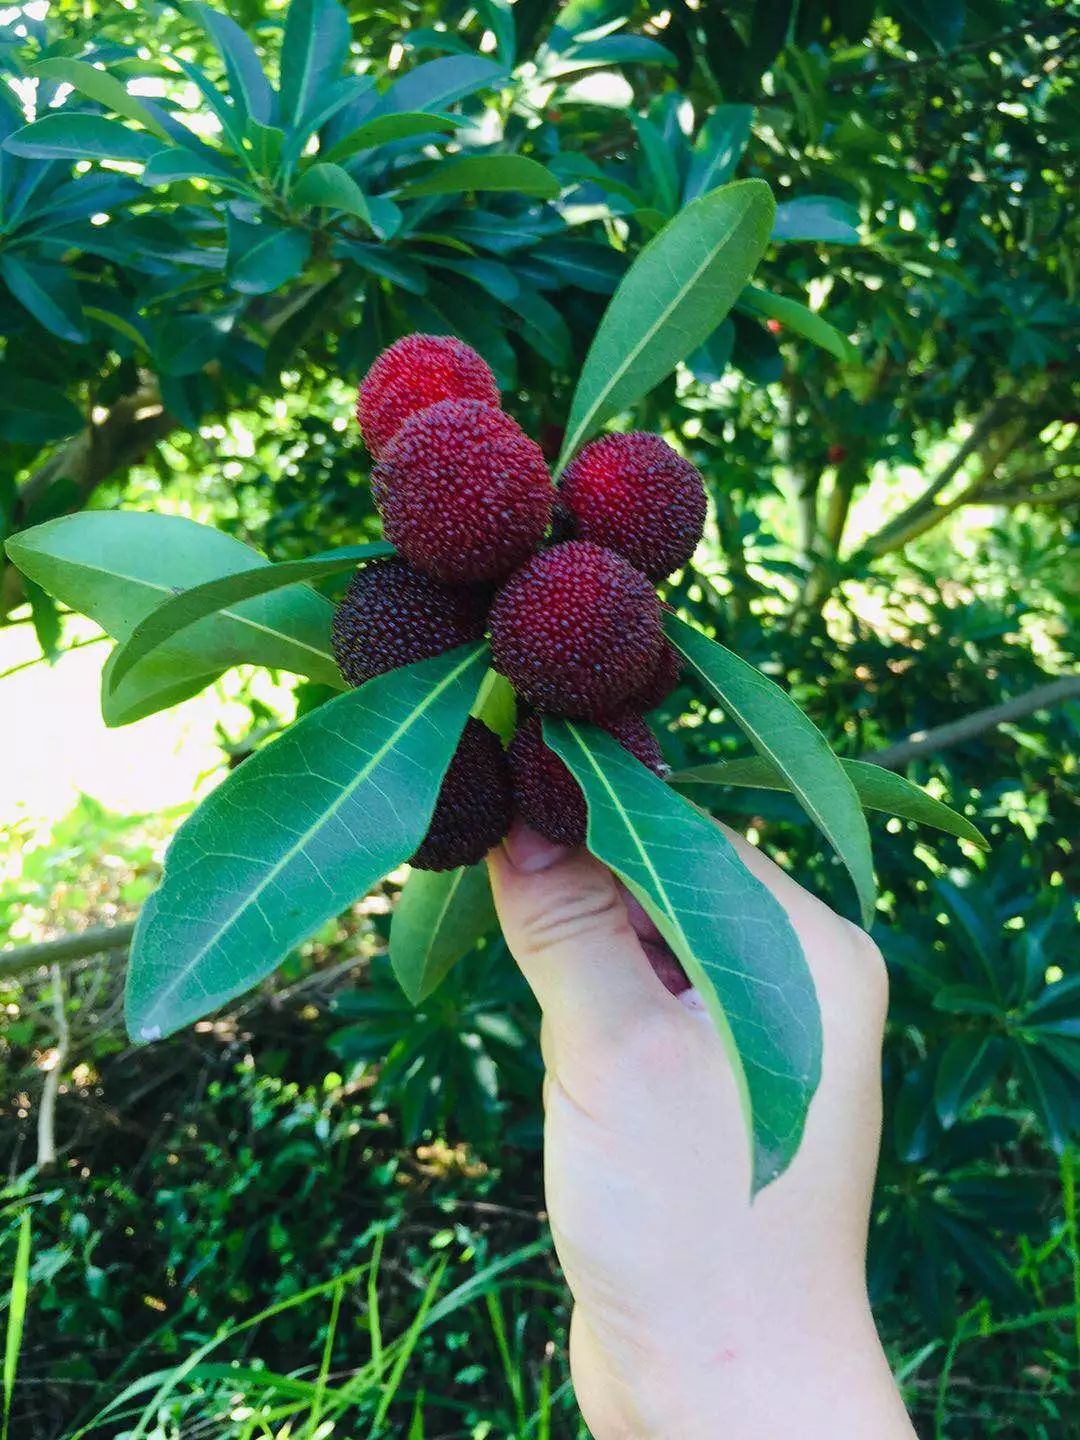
[1,1,1077,1437]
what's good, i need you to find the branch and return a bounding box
[1,921,136,980]
[861,399,1016,558]
[870,675,1080,769]
[37,963,69,1170]
[828,15,1075,92]
[1,390,175,619]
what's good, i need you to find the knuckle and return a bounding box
[514,873,627,959]
[844,920,890,1013]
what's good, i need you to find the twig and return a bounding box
[0,922,136,979]
[37,964,69,1169]
[828,15,1074,92]
[870,675,1080,768]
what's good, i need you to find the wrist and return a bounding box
[591,1301,911,1440]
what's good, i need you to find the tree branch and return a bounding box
[1,389,175,619]
[870,675,1080,769]
[0,921,136,980]
[828,15,1075,92]
[861,399,1017,558]
[37,963,69,1170]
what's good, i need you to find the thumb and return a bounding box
[488,823,674,1060]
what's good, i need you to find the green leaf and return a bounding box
[398,154,561,200]
[141,145,253,194]
[381,55,507,113]
[896,0,965,50]
[291,162,371,225]
[478,0,516,64]
[934,1034,1003,1127]
[555,179,775,472]
[125,643,489,1040]
[2,1210,31,1440]
[738,284,857,363]
[772,195,860,244]
[544,719,820,1191]
[279,0,351,127]
[31,59,172,141]
[683,104,752,202]
[150,312,233,376]
[390,864,498,1004]
[687,318,735,384]
[333,239,428,294]
[192,2,275,125]
[537,238,625,294]
[0,255,88,343]
[3,513,341,725]
[245,118,286,173]
[561,35,676,68]
[0,376,82,444]
[668,615,877,927]
[227,215,311,294]
[632,113,678,217]
[4,113,161,163]
[319,110,458,166]
[108,542,392,692]
[670,755,989,850]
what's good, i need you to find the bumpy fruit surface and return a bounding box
[508,711,666,847]
[331,558,489,687]
[627,639,683,712]
[559,432,707,581]
[374,399,554,583]
[411,718,513,871]
[356,334,500,459]
[490,541,663,719]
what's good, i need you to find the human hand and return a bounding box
[488,823,917,1440]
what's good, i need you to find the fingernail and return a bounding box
[504,821,569,873]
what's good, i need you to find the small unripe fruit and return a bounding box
[331,558,489,687]
[560,432,706,581]
[411,718,513,871]
[374,399,554,583]
[356,334,500,459]
[490,541,663,720]
[508,711,666,847]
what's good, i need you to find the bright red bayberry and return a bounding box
[508,711,666,847]
[331,558,489,688]
[559,432,707,581]
[356,334,500,459]
[490,541,663,720]
[412,718,513,871]
[374,399,554,584]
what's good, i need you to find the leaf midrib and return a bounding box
[673,629,872,917]
[558,194,755,466]
[140,643,485,1029]
[28,553,335,666]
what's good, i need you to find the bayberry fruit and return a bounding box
[356,334,500,459]
[560,432,706,581]
[374,399,554,583]
[490,541,663,719]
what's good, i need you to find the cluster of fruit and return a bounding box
[332,334,707,873]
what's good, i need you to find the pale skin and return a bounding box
[488,822,919,1440]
